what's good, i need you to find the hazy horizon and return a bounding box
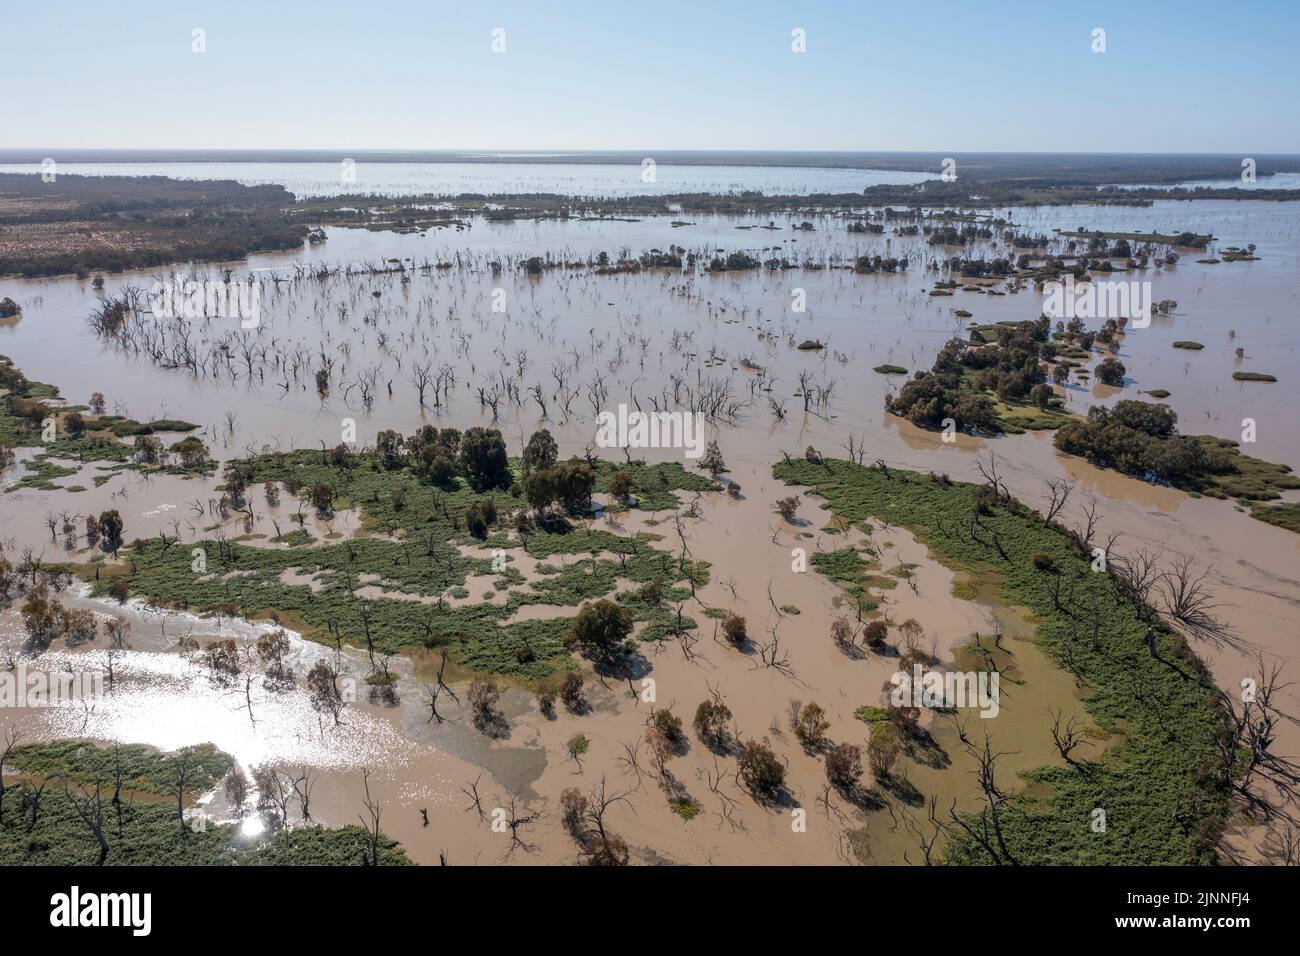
[5,149,1300,160]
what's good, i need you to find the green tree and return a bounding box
[170,436,209,468]
[737,739,786,796]
[606,469,634,504]
[1095,357,1126,387]
[375,430,405,469]
[553,459,595,513]
[460,427,511,491]
[565,599,633,663]
[525,468,558,513]
[98,510,124,554]
[523,428,558,474]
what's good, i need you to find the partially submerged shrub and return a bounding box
[693,697,733,751]
[737,739,786,797]
[774,496,800,522]
[559,671,586,712]
[862,620,888,650]
[721,613,747,647]
[652,707,685,745]
[825,742,863,791]
[468,678,502,733]
[867,723,902,778]
[791,701,830,750]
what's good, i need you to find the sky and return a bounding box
[5,0,1298,153]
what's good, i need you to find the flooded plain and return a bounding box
[2,193,1298,864]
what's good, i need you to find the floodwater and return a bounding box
[0,161,932,199]
[2,190,1299,864]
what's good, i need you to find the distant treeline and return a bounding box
[0,172,292,213]
[0,224,307,278]
[0,174,305,277]
[2,164,1297,278]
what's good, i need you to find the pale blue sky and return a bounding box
[6,0,1297,152]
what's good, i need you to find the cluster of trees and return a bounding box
[3,390,50,435]
[375,425,512,492]
[524,459,595,516]
[706,251,761,271]
[0,175,307,277]
[21,584,97,649]
[518,428,598,516]
[1054,400,1230,483]
[852,254,908,273]
[926,223,994,245]
[3,220,309,279]
[942,255,1015,277]
[887,318,1084,431]
[170,436,210,468]
[370,425,599,516]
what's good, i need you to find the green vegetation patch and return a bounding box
[0,742,409,866]
[1054,402,1300,530]
[9,740,229,796]
[92,447,713,680]
[774,456,1230,865]
[886,318,1089,436]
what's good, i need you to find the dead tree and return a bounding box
[501,795,541,859]
[423,683,445,724]
[410,360,433,407]
[63,777,111,865]
[291,767,316,822]
[560,775,633,864]
[172,750,194,833]
[253,764,294,833]
[841,433,868,466]
[1049,708,1086,765]
[0,729,19,826]
[461,773,487,823]
[1076,494,1101,545]
[614,738,646,786]
[358,767,384,865]
[1041,477,1074,525]
[902,794,943,866]
[706,756,746,833]
[752,623,796,678]
[973,452,1010,502]
[1215,652,1292,803]
[944,734,1018,865]
[1158,554,1221,636]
